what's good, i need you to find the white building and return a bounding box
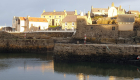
[27,16,48,31]
[12,16,48,32]
[108,2,125,17]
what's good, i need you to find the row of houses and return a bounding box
[12,2,138,32]
[91,2,139,17]
[12,10,92,32]
[12,16,48,32]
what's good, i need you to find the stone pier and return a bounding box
[54,43,140,63]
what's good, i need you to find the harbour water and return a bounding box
[0,53,140,80]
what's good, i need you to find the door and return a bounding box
[52,19,54,25]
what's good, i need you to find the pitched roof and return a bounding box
[62,15,77,22]
[117,14,135,22]
[19,17,26,20]
[92,8,108,12]
[115,7,124,12]
[67,11,75,15]
[42,12,65,15]
[28,17,48,22]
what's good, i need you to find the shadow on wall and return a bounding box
[29,25,40,31]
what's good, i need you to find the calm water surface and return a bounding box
[0,53,140,80]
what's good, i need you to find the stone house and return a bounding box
[108,2,125,17]
[41,10,77,26]
[117,14,135,31]
[12,16,20,31]
[12,17,26,32]
[90,6,108,17]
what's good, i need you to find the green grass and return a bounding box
[49,26,58,28]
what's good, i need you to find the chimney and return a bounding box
[43,10,45,13]
[27,15,30,18]
[88,11,90,19]
[64,9,66,12]
[75,10,77,15]
[53,9,56,12]
[119,5,122,9]
[91,6,93,9]
[80,12,84,16]
[112,2,114,7]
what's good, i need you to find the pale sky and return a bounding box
[0,0,139,26]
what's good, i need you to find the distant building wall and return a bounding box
[73,17,118,39]
[118,24,134,31]
[62,22,77,29]
[108,7,118,17]
[20,20,25,32]
[28,22,48,31]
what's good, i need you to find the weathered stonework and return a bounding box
[11,32,74,39]
[54,43,140,56]
[73,17,138,44]
[0,39,54,53]
[54,43,140,63]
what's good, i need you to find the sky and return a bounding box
[0,0,139,26]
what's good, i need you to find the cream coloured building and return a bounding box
[41,10,77,26]
[62,11,92,30]
[117,14,135,31]
[108,2,125,17]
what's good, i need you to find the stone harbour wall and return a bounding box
[11,32,74,39]
[0,39,54,53]
[54,43,140,55]
[54,43,140,63]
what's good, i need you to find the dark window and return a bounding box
[91,27,93,29]
[112,27,115,30]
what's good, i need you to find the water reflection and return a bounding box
[0,53,139,80]
[54,62,140,79]
[76,73,89,80]
[17,60,54,73]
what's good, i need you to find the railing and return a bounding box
[8,29,76,33]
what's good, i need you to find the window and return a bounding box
[65,22,67,26]
[44,16,45,18]
[56,19,57,21]
[59,16,61,18]
[72,22,74,26]
[54,16,56,18]
[49,16,51,18]
[112,27,115,30]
